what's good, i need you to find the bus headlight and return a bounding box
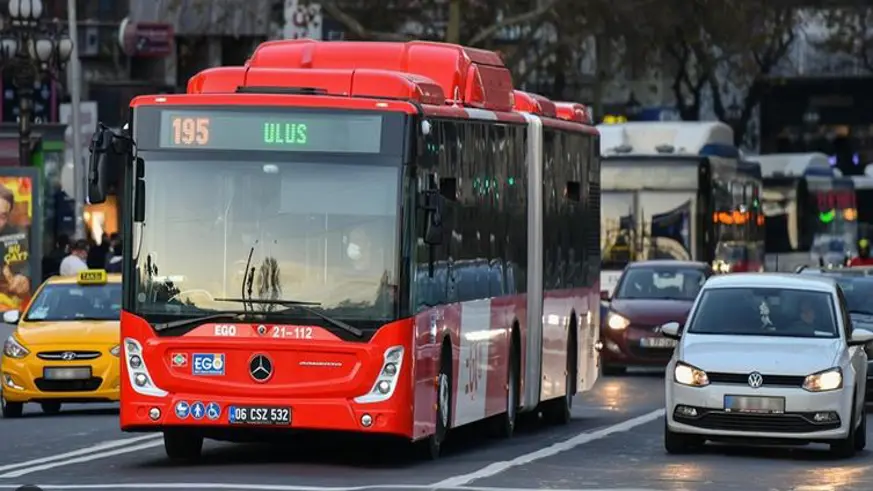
[355,346,404,403]
[123,337,167,398]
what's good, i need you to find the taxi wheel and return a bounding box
[0,396,22,418]
[163,430,203,463]
[40,402,62,415]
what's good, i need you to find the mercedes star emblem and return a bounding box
[747,371,763,388]
[61,352,77,361]
[249,354,273,383]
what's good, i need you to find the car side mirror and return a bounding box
[659,321,681,340]
[3,309,20,324]
[848,327,873,346]
[600,290,610,301]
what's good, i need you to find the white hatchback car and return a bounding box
[661,273,873,457]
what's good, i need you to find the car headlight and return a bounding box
[3,335,29,358]
[606,312,630,330]
[109,344,121,357]
[674,361,709,387]
[803,367,842,392]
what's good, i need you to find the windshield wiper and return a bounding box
[154,312,251,332]
[213,297,363,337]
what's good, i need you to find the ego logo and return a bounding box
[213,324,237,336]
[4,243,28,264]
[192,353,225,376]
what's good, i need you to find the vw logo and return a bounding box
[249,354,273,383]
[61,352,77,361]
[748,371,763,388]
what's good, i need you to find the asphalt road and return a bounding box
[2,328,873,491]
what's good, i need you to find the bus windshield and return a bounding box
[131,155,401,323]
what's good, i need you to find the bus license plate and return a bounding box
[228,405,291,425]
[724,395,785,414]
[43,367,92,380]
[640,337,677,348]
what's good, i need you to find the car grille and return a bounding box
[37,351,102,361]
[674,409,840,433]
[707,372,805,388]
[34,377,103,392]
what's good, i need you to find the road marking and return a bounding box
[0,486,662,490]
[0,437,163,479]
[432,408,666,488]
[0,434,161,474]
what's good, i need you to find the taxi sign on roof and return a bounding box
[77,269,107,285]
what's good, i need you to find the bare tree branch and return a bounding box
[467,0,564,46]
[320,2,413,41]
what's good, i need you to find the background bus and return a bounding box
[596,121,764,294]
[753,152,858,271]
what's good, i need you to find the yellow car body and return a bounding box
[1,269,122,417]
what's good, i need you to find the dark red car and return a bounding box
[600,261,713,375]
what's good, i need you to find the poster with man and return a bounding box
[0,176,35,311]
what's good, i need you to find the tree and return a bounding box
[818,4,873,73]
[652,1,800,146]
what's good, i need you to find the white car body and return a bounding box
[663,273,873,455]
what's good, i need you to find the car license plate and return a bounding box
[43,367,92,380]
[228,405,291,425]
[640,337,677,348]
[724,395,785,414]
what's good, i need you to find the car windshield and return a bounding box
[133,155,401,323]
[831,277,873,316]
[687,287,838,338]
[614,267,706,300]
[24,283,122,322]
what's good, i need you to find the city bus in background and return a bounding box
[596,121,764,296]
[849,166,873,241]
[753,152,858,271]
[86,40,602,461]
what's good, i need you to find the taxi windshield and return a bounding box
[687,287,838,338]
[24,283,122,322]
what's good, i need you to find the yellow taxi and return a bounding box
[1,269,121,417]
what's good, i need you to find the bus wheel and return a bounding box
[0,395,22,418]
[544,329,576,425]
[422,344,452,460]
[491,336,519,438]
[163,430,203,463]
[40,402,62,414]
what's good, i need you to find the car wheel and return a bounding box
[664,418,702,454]
[40,402,62,415]
[0,395,22,418]
[163,430,203,462]
[830,397,858,458]
[855,402,867,451]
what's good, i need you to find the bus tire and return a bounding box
[491,328,520,438]
[163,430,203,463]
[543,321,577,425]
[422,341,452,460]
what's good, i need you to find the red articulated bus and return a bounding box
[86,39,602,462]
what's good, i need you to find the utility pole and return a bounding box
[67,0,85,240]
[446,0,461,44]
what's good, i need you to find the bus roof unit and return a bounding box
[553,102,593,125]
[596,121,737,158]
[752,152,834,178]
[187,39,514,112]
[511,90,557,117]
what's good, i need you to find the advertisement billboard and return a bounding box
[0,167,41,312]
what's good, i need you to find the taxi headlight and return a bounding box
[109,344,121,357]
[606,312,630,330]
[674,361,709,387]
[3,335,29,359]
[803,367,843,392]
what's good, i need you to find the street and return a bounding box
[0,340,872,491]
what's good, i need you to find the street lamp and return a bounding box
[0,0,72,167]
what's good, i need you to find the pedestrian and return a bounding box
[105,234,122,273]
[59,239,89,276]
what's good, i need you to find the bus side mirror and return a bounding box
[421,189,443,246]
[88,126,115,204]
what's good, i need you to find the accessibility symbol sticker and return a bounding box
[175,401,190,419]
[206,402,220,420]
[191,401,206,420]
